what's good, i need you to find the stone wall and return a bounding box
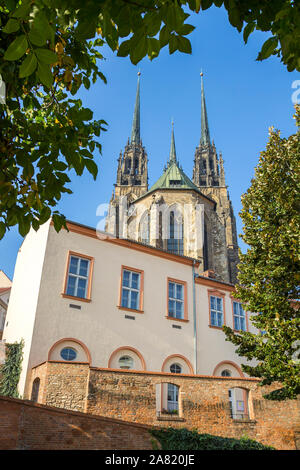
[0,341,5,365]
[30,361,300,450]
[0,396,156,450]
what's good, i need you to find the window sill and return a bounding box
[209,325,225,330]
[157,415,185,422]
[232,419,256,424]
[233,329,248,333]
[61,293,91,303]
[118,306,144,314]
[166,316,188,323]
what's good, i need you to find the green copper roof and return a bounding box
[131,72,141,144]
[200,73,210,146]
[149,123,200,192]
[149,160,200,192]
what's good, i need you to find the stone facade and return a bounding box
[29,361,300,450]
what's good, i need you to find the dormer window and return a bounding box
[169,179,182,187]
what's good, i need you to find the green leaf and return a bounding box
[4,35,28,61]
[178,24,195,36]
[169,34,178,55]
[28,28,47,47]
[19,53,37,78]
[0,222,5,240]
[84,158,98,179]
[243,22,255,44]
[257,37,279,60]
[177,36,192,54]
[32,11,55,44]
[35,48,57,64]
[159,25,170,48]
[3,18,20,33]
[37,63,53,88]
[147,38,160,60]
[117,40,131,58]
[11,2,32,18]
[130,36,147,64]
[18,217,30,237]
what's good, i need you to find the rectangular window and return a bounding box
[210,295,224,327]
[168,281,184,319]
[233,301,246,331]
[121,269,141,311]
[66,255,90,299]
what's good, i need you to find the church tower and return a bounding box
[114,72,148,199]
[106,73,148,235]
[192,73,239,283]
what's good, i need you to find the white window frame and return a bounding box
[168,281,184,319]
[233,301,246,331]
[66,255,90,299]
[121,269,141,310]
[210,295,224,327]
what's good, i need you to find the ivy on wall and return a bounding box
[150,428,275,450]
[0,340,24,398]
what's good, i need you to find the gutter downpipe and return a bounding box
[192,260,198,374]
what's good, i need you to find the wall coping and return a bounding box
[89,366,260,382]
[0,395,155,431]
[31,361,260,382]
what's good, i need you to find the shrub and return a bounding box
[150,427,274,450]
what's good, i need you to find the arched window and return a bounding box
[139,212,150,244]
[221,369,231,377]
[170,363,182,374]
[31,378,40,403]
[60,347,77,361]
[118,355,134,369]
[167,210,184,255]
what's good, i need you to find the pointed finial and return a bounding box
[200,70,210,147]
[169,119,177,163]
[131,72,141,145]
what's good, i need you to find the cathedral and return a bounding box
[105,72,239,284]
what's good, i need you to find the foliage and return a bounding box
[223,106,300,401]
[0,0,299,240]
[0,339,24,397]
[150,427,274,450]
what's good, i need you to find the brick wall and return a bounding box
[30,362,300,450]
[0,396,157,450]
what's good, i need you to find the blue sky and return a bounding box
[1,6,299,280]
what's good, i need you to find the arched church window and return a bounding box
[140,212,150,244]
[31,378,40,403]
[167,210,184,255]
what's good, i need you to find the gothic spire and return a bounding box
[131,72,141,145]
[200,72,210,146]
[169,120,177,163]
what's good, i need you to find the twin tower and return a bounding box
[105,73,239,284]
